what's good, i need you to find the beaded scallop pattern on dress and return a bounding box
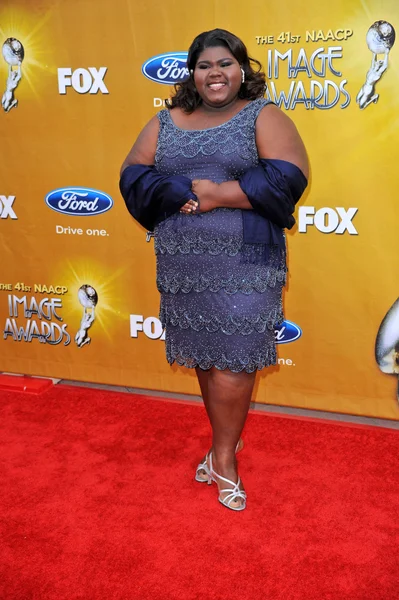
[154,98,286,373]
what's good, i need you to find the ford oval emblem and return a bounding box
[275,320,302,344]
[45,187,113,216]
[142,52,189,85]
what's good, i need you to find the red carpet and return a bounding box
[0,385,398,600]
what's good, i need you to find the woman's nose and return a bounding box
[209,66,222,76]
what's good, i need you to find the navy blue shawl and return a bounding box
[119,159,307,248]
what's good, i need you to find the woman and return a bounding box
[120,29,309,511]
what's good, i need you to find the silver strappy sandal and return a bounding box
[208,452,247,512]
[194,438,243,483]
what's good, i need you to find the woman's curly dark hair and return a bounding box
[165,29,265,113]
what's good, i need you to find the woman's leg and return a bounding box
[195,367,211,479]
[196,366,210,408]
[195,366,255,499]
[205,368,256,483]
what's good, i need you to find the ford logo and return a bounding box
[275,320,302,344]
[45,187,113,216]
[142,52,189,85]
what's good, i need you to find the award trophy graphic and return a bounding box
[375,297,399,403]
[75,284,98,348]
[356,21,396,110]
[2,37,24,113]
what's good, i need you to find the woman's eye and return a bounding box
[196,63,233,69]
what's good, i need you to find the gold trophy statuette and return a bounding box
[75,284,98,348]
[2,37,24,113]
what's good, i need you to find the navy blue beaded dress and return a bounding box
[154,98,286,373]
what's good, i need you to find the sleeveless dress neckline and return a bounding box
[166,99,260,132]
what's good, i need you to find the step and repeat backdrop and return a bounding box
[1,0,398,419]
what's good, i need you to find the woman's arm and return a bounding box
[120,116,160,176]
[192,104,309,212]
[255,104,309,178]
[120,115,198,229]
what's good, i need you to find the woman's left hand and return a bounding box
[191,179,220,213]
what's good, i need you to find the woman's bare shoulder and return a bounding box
[255,103,309,177]
[120,115,160,174]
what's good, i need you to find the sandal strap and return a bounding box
[196,453,211,478]
[196,460,207,473]
[196,441,242,479]
[209,453,246,507]
[221,490,247,508]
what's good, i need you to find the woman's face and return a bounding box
[193,46,242,108]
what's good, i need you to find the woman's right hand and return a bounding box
[180,199,199,214]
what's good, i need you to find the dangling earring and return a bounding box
[190,69,194,77]
[241,68,245,83]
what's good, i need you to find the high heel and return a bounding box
[208,452,246,512]
[194,451,212,484]
[195,438,243,483]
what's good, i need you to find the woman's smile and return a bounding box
[194,46,241,107]
[207,82,227,91]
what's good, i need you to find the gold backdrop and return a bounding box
[1,0,398,419]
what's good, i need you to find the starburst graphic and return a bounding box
[60,259,129,343]
[0,5,56,105]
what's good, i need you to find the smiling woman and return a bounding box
[119,28,309,512]
[166,29,266,114]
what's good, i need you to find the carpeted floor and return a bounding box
[0,385,398,600]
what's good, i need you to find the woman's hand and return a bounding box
[192,179,220,213]
[180,199,198,214]
[179,180,221,215]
